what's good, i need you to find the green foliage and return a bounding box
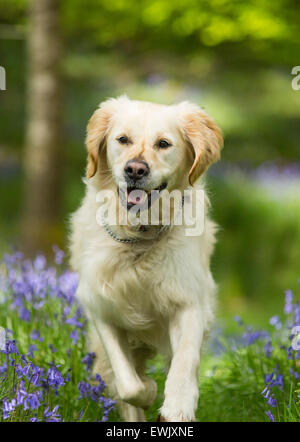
[0,0,300,362]
[1,252,299,422]
[146,292,300,422]
[207,173,300,325]
[1,0,300,63]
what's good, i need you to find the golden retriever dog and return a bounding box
[69,95,223,422]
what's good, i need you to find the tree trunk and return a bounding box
[22,0,64,255]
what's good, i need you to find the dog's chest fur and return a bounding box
[85,233,186,330]
[71,192,217,338]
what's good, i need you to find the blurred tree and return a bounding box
[1,0,300,254]
[1,0,300,64]
[21,0,64,254]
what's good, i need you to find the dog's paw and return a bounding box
[141,376,157,409]
[118,377,157,409]
[158,410,195,422]
[159,383,198,422]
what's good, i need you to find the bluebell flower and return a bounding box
[30,415,40,422]
[284,290,293,314]
[23,392,42,411]
[233,315,243,326]
[44,405,61,422]
[47,364,65,389]
[33,254,47,271]
[70,329,79,345]
[49,344,58,353]
[0,252,117,422]
[81,352,95,371]
[267,394,277,408]
[266,410,275,422]
[242,330,268,346]
[264,340,273,358]
[65,317,83,328]
[269,316,282,330]
[289,368,300,379]
[287,346,293,360]
[63,305,71,317]
[28,344,37,358]
[2,398,16,419]
[31,366,43,387]
[3,252,23,267]
[294,306,300,326]
[264,373,274,383]
[0,361,7,375]
[2,339,19,355]
[15,361,33,379]
[16,381,28,406]
[53,245,64,265]
[78,381,91,399]
[262,386,271,399]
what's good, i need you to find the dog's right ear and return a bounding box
[85,99,117,178]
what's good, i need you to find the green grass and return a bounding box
[145,346,300,422]
[0,252,299,422]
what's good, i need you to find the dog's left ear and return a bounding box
[178,102,223,185]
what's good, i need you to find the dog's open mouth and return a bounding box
[118,182,167,210]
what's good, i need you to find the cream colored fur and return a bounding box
[69,96,223,422]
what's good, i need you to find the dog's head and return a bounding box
[85,96,223,207]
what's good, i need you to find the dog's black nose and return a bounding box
[124,160,149,181]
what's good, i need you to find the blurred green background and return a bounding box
[1,0,300,330]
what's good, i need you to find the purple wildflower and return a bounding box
[20,306,31,322]
[30,415,40,422]
[294,306,300,326]
[264,340,273,358]
[0,361,8,375]
[233,315,243,326]
[33,254,47,271]
[65,317,83,328]
[287,346,293,360]
[63,305,71,317]
[53,245,64,265]
[47,365,65,389]
[2,398,16,419]
[31,366,43,387]
[264,373,274,383]
[266,410,275,422]
[267,394,277,408]
[284,290,293,314]
[242,330,268,346]
[23,391,42,411]
[15,360,33,379]
[28,344,37,358]
[100,396,116,421]
[49,344,58,353]
[90,375,106,402]
[270,316,282,330]
[78,381,91,399]
[289,368,300,379]
[81,352,95,371]
[70,329,79,345]
[2,339,19,355]
[44,405,61,422]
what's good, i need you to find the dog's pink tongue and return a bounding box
[127,189,147,205]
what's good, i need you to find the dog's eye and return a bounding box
[157,139,171,149]
[117,136,129,145]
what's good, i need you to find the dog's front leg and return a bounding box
[160,307,203,422]
[92,318,155,409]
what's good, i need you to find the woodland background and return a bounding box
[1,0,300,329]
